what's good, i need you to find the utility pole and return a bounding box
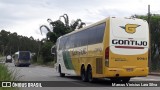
[148,5,151,25]
[147,5,151,71]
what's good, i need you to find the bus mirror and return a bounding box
[51,45,56,55]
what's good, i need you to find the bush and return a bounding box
[0,64,13,81]
[41,41,54,63]
[31,54,38,63]
[0,64,19,90]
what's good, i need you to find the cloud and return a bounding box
[0,0,160,40]
[0,0,63,39]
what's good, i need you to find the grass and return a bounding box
[0,64,13,81]
[32,56,55,67]
[45,61,55,67]
[31,55,43,65]
[0,57,19,90]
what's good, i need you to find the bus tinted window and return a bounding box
[59,23,105,50]
[19,52,30,60]
[96,23,106,43]
[87,23,105,45]
[59,38,63,50]
[59,36,68,50]
[66,35,74,49]
[87,27,96,45]
[73,33,78,47]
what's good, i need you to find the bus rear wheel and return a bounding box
[87,66,94,82]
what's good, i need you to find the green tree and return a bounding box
[40,41,53,63]
[70,19,86,30]
[39,14,86,64]
[0,30,40,56]
[40,14,86,43]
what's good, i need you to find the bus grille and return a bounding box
[96,58,103,74]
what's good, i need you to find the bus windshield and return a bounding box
[19,52,31,60]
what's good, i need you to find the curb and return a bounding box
[149,73,160,76]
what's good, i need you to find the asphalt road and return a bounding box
[4,63,160,90]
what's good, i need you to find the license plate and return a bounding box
[126,68,133,72]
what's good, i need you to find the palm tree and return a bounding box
[70,19,86,30]
[39,25,51,40]
[39,14,86,42]
[59,14,69,27]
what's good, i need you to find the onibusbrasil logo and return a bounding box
[1,82,42,87]
[120,24,141,34]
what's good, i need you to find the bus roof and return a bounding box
[15,51,31,54]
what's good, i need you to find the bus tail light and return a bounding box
[105,47,109,66]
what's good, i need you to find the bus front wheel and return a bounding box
[59,65,65,77]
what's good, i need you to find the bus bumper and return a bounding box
[104,67,149,77]
[18,62,30,66]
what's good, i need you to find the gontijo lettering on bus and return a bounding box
[112,39,147,46]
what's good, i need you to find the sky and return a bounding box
[0,0,160,40]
